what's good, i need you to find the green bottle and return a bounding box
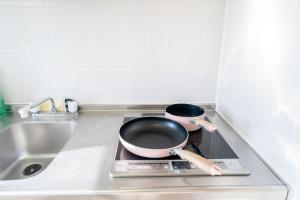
[0,95,11,116]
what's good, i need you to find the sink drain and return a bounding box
[23,164,42,176]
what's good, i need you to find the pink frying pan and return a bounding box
[119,117,222,176]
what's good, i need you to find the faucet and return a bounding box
[31,97,58,113]
[19,97,58,118]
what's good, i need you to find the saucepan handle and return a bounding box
[190,117,217,132]
[173,149,222,176]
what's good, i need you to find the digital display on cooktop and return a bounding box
[115,114,238,160]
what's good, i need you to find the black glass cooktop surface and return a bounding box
[115,114,238,160]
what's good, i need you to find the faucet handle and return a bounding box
[18,105,31,118]
[29,102,40,113]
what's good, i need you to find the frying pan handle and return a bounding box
[173,149,223,176]
[190,118,217,132]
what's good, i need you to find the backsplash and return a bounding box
[0,0,225,104]
[217,0,300,199]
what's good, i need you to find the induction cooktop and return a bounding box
[110,113,250,177]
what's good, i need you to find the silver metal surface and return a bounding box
[0,105,288,200]
[0,122,75,180]
[80,104,215,112]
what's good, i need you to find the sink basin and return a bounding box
[0,122,75,180]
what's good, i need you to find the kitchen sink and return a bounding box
[0,122,75,180]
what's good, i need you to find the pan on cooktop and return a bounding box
[116,116,238,160]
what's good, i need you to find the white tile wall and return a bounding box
[216,0,300,199]
[0,0,226,104]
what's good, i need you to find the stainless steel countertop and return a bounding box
[0,106,288,200]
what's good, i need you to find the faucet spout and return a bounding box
[30,97,58,113]
[18,97,58,118]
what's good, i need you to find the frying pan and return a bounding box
[165,103,217,132]
[119,117,222,175]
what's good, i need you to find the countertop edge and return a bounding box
[8,103,216,112]
[0,185,288,195]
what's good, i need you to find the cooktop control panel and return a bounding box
[172,161,192,170]
[111,159,249,177]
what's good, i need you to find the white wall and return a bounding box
[217,0,300,199]
[0,0,225,104]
